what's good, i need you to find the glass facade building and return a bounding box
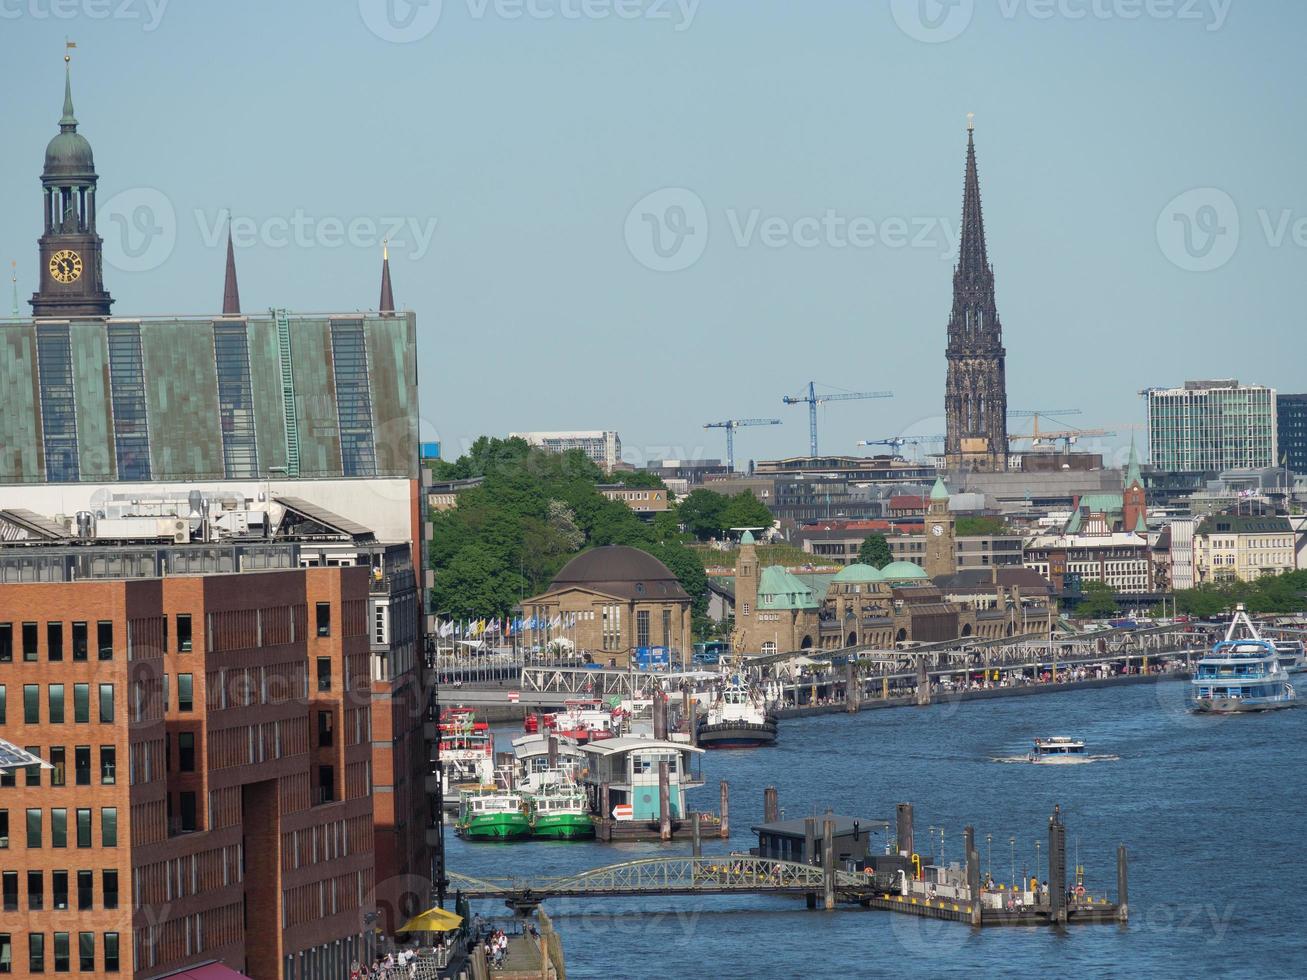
[1146,380,1277,473]
[1276,393,1307,474]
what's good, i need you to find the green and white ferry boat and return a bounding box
[455,784,532,841]
[529,783,595,840]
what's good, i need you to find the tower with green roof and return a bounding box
[924,475,956,578]
[31,53,113,318]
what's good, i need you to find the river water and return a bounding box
[446,679,1307,978]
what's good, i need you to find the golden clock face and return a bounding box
[49,249,83,285]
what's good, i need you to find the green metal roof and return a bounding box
[930,476,950,501]
[757,565,821,610]
[832,563,884,584]
[740,529,755,545]
[1124,439,1143,490]
[1065,492,1124,533]
[881,560,929,582]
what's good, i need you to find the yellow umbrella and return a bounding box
[398,906,464,934]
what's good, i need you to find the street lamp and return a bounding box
[1035,839,1042,886]
[1009,836,1016,889]
[986,833,993,877]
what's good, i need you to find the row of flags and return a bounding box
[434,613,580,639]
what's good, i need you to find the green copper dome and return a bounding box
[930,476,950,501]
[832,563,884,584]
[44,63,95,180]
[881,560,930,582]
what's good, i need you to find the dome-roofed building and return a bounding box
[522,545,692,666]
[880,561,931,582]
[831,563,884,585]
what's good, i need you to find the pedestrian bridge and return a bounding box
[448,855,872,903]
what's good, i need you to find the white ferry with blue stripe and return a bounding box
[1192,606,1297,714]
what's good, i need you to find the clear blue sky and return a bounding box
[3,0,1304,468]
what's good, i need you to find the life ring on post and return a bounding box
[1074,885,1085,898]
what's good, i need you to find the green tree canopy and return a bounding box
[858,533,893,569]
[955,516,1009,537]
[1077,580,1119,619]
[677,489,729,541]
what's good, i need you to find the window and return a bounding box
[51,872,67,911]
[96,622,113,661]
[77,934,93,973]
[71,623,87,661]
[316,602,331,637]
[27,872,42,911]
[47,685,64,724]
[101,809,116,847]
[317,711,333,748]
[47,622,63,662]
[177,674,193,712]
[73,685,88,723]
[49,748,65,787]
[0,810,7,849]
[52,932,68,973]
[0,767,11,790]
[0,934,10,976]
[662,608,671,647]
[0,623,11,662]
[23,685,39,724]
[2,873,15,911]
[27,932,43,974]
[316,657,332,692]
[99,747,116,785]
[50,810,65,849]
[104,933,118,973]
[177,614,192,652]
[21,623,37,662]
[74,748,90,787]
[214,321,259,477]
[98,684,114,723]
[75,872,91,911]
[102,871,118,910]
[106,322,151,480]
[75,809,90,849]
[636,610,650,649]
[330,320,378,477]
[0,685,5,724]
[178,793,196,833]
[177,733,194,773]
[24,748,40,787]
[26,809,41,848]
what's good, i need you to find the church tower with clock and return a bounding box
[923,476,956,579]
[31,55,113,318]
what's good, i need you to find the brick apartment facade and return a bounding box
[0,566,381,979]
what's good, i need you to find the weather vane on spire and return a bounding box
[967,112,975,131]
[65,38,76,63]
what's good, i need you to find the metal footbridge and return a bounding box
[448,855,871,906]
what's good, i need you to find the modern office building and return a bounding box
[1145,380,1278,473]
[1276,393,1307,474]
[508,431,622,471]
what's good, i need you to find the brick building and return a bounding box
[0,558,377,978]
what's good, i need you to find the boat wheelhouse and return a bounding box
[1272,639,1306,674]
[696,672,777,749]
[1029,737,1087,763]
[578,737,705,824]
[455,782,533,841]
[529,783,595,840]
[511,733,586,794]
[1192,606,1297,713]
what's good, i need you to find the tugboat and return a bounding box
[529,782,596,840]
[696,671,778,749]
[1192,605,1298,713]
[1028,737,1088,764]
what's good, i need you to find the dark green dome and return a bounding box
[44,130,95,178]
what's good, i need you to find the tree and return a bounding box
[612,470,666,490]
[720,491,774,534]
[677,489,729,541]
[1077,580,1118,619]
[431,546,525,620]
[858,533,893,569]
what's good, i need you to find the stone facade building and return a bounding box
[521,547,693,666]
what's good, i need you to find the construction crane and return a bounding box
[783,382,892,457]
[857,435,945,460]
[1008,409,1083,419]
[1007,415,1116,453]
[704,418,781,472]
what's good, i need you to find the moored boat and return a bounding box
[1273,639,1306,674]
[696,672,777,749]
[455,784,533,841]
[1191,606,1297,714]
[529,783,595,840]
